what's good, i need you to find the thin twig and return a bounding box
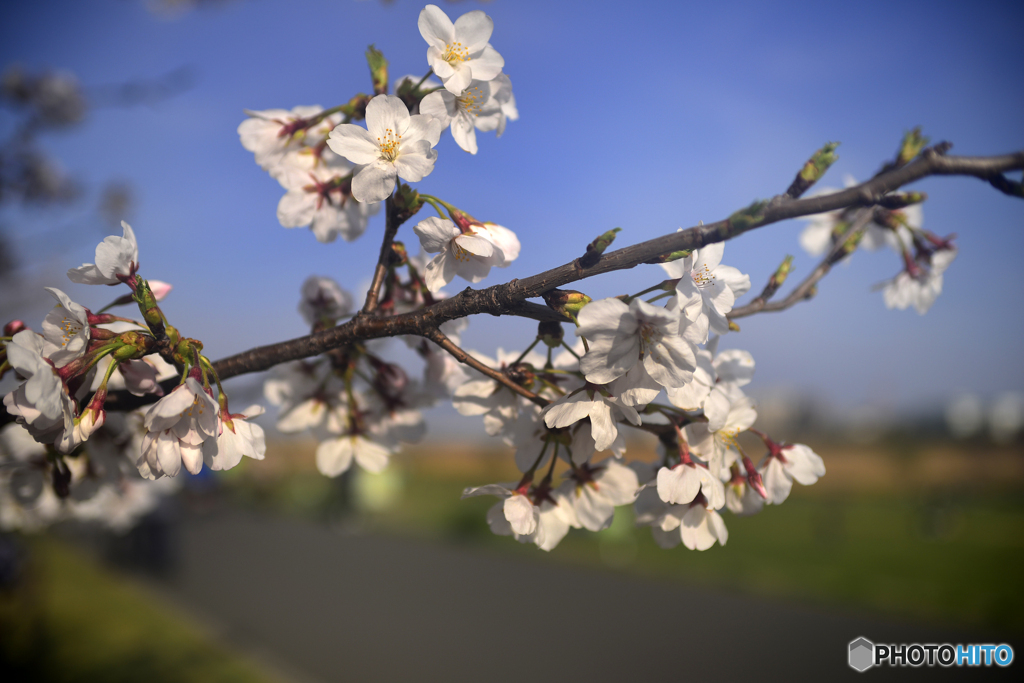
[730,209,874,318]
[423,327,549,408]
[363,194,399,314]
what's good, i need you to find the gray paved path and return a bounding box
[142,509,1015,682]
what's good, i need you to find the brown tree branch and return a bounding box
[362,194,400,314]
[204,149,1022,382]
[423,327,548,407]
[729,209,875,318]
[3,147,1021,430]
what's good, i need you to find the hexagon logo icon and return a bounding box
[849,637,874,672]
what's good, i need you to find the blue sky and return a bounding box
[2,0,1022,422]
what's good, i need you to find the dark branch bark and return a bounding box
[729,209,874,318]
[424,327,548,407]
[207,149,1023,382]
[362,194,400,314]
[3,148,1021,429]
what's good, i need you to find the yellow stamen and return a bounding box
[376,127,402,162]
[442,41,470,65]
[457,85,485,116]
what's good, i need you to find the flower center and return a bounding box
[56,314,83,347]
[637,320,661,360]
[376,127,402,162]
[442,41,470,65]
[458,85,485,116]
[180,394,207,421]
[691,264,716,288]
[451,239,473,262]
[719,427,740,445]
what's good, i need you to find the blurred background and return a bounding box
[1,0,1022,680]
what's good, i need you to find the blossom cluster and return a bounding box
[238,4,518,243]
[263,274,452,478]
[2,6,965,551]
[1,221,265,530]
[798,176,958,314]
[456,242,826,551]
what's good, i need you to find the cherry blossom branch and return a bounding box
[202,147,1024,379]
[3,146,1020,432]
[729,209,875,319]
[362,195,401,313]
[422,326,549,407]
[732,254,794,315]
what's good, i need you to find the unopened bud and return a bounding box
[392,183,424,223]
[742,456,768,499]
[827,228,865,265]
[580,227,621,267]
[646,250,691,265]
[374,361,409,398]
[108,280,172,309]
[365,44,389,96]
[542,289,591,324]
[446,206,479,233]
[537,321,564,348]
[339,93,371,122]
[505,363,535,388]
[876,191,927,210]
[390,241,408,267]
[786,142,840,198]
[134,279,165,337]
[4,320,27,336]
[897,127,929,167]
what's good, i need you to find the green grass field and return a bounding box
[0,537,277,683]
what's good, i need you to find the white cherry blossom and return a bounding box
[316,434,393,477]
[418,5,505,96]
[327,94,442,203]
[542,385,639,452]
[491,73,518,137]
[656,460,725,509]
[450,346,543,438]
[577,297,697,389]
[561,459,639,532]
[3,331,66,433]
[683,389,757,477]
[238,105,339,178]
[665,241,751,342]
[420,80,502,154]
[882,246,957,314]
[275,149,380,243]
[41,287,90,367]
[462,483,538,536]
[67,221,138,285]
[202,405,266,471]
[298,276,354,326]
[678,503,729,551]
[413,217,519,292]
[139,378,220,478]
[725,464,766,516]
[670,342,755,431]
[760,443,826,504]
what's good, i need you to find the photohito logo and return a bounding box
[849,637,875,672]
[848,637,1014,671]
